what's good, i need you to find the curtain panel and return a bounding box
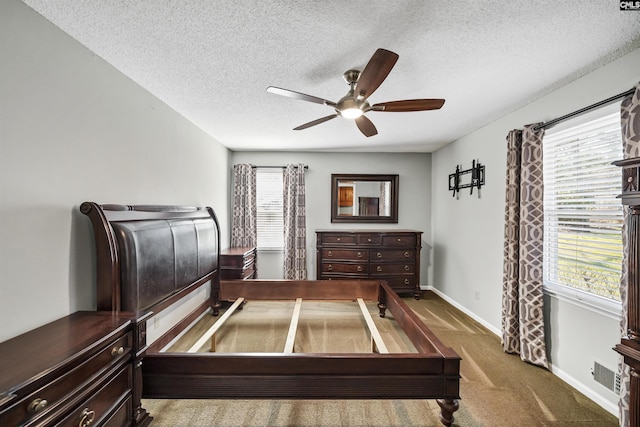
[502,124,549,369]
[231,164,257,248]
[283,164,307,279]
[618,81,640,427]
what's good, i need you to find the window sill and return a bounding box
[543,282,622,321]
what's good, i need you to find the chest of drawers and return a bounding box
[0,312,134,427]
[221,247,257,280]
[316,230,422,298]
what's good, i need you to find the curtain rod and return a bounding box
[249,164,308,169]
[533,87,635,131]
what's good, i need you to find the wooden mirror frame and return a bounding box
[331,174,399,223]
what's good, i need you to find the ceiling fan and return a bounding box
[267,48,445,137]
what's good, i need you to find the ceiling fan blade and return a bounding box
[354,48,399,100]
[267,86,336,107]
[355,115,378,137]
[371,99,445,112]
[293,114,338,130]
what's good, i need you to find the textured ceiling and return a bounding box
[21,1,640,152]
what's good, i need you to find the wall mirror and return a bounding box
[331,174,399,223]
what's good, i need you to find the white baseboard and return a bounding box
[423,286,619,418]
[424,286,501,336]
[547,363,619,417]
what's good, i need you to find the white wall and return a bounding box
[0,0,231,342]
[230,151,432,282]
[431,48,640,414]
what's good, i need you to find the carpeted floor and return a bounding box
[142,291,618,426]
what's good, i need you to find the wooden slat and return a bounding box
[357,298,388,354]
[283,298,303,353]
[187,297,244,353]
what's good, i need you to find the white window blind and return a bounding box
[256,168,284,250]
[542,108,623,302]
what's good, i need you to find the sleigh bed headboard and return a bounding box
[80,202,221,315]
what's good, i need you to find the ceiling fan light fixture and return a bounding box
[341,107,364,119]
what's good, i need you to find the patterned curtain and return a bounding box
[618,81,640,427]
[231,164,257,248]
[502,123,549,369]
[283,164,307,279]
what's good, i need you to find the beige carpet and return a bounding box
[142,291,618,426]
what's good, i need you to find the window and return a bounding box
[542,105,623,308]
[256,168,284,250]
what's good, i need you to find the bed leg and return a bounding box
[436,398,459,427]
[212,300,221,316]
[377,302,387,318]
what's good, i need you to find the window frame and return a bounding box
[541,102,623,319]
[255,167,284,251]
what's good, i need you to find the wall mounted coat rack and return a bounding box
[449,160,485,197]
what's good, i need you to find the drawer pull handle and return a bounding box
[327,251,333,257]
[404,265,410,271]
[397,238,402,242]
[337,238,341,242]
[79,408,96,427]
[357,252,363,258]
[376,266,382,272]
[404,251,410,258]
[367,238,372,242]
[357,266,362,272]
[28,398,48,414]
[327,264,333,271]
[404,279,410,285]
[377,252,382,258]
[111,346,124,357]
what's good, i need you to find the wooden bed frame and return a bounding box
[81,202,461,427]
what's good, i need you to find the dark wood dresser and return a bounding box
[316,230,422,298]
[0,312,135,427]
[613,157,640,426]
[221,246,257,280]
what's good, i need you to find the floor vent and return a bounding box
[592,361,621,394]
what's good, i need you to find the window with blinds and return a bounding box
[256,168,284,250]
[542,107,623,303]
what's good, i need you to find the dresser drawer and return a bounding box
[101,395,132,427]
[320,262,368,275]
[356,234,382,245]
[381,276,416,290]
[56,366,132,427]
[371,249,415,261]
[382,234,418,246]
[321,248,368,261]
[2,332,132,427]
[321,234,357,245]
[371,262,415,275]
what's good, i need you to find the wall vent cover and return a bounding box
[593,361,621,394]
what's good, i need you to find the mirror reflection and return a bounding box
[337,180,392,217]
[331,174,398,223]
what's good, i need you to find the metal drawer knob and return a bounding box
[111,346,124,357]
[367,238,372,242]
[327,251,333,257]
[357,266,362,272]
[357,252,363,258]
[404,251,410,258]
[397,238,402,242]
[404,265,410,271]
[376,266,382,272]
[327,264,333,271]
[79,408,96,427]
[404,279,410,285]
[28,398,48,414]
[377,252,382,258]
